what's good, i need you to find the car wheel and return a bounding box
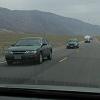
[47,51,52,60]
[38,53,43,64]
[7,61,13,65]
[76,46,79,48]
[67,46,70,49]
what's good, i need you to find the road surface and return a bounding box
[0,39,100,88]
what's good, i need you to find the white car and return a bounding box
[84,35,91,43]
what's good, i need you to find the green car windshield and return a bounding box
[67,39,78,43]
[15,39,41,46]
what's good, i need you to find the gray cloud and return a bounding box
[0,0,100,25]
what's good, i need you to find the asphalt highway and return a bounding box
[0,39,100,88]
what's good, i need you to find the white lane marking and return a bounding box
[59,57,67,63]
[0,61,6,64]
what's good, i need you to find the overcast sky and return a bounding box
[0,0,100,25]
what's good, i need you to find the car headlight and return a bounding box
[5,50,13,54]
[66,44,69,46]
[25,50,37,54]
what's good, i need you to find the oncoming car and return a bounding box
[66,39,80,49]
[5,37,52,65]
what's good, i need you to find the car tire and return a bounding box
[7,61,13,65]
[67,46,70,49]
[76,46,79,48]
[47,51,52,60]
[38,53,43,64]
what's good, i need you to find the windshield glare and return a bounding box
[15,39,41,46]
[68,40,77,42]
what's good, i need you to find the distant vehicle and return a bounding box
[66,39,80,49]
[84,35,91,43]
[5,37,52,65]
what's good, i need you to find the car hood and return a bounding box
[7,46,41,51]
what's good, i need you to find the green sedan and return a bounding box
[5,37,52,65]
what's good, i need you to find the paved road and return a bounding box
[0,39,100,88]
[0,45,77,84]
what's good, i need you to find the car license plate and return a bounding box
[70,45,73,47]
[14,55,21,59]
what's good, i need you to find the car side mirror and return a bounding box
[41,43,47,47]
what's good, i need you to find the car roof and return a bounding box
[20,37,43,40]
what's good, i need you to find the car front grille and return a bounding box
[12,51,26,54]
[69,44,74,46]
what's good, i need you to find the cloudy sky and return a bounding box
[0,0,100,25]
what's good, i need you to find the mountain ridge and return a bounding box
[0,7,100,35]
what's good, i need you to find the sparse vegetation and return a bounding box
[95,36,100,41]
